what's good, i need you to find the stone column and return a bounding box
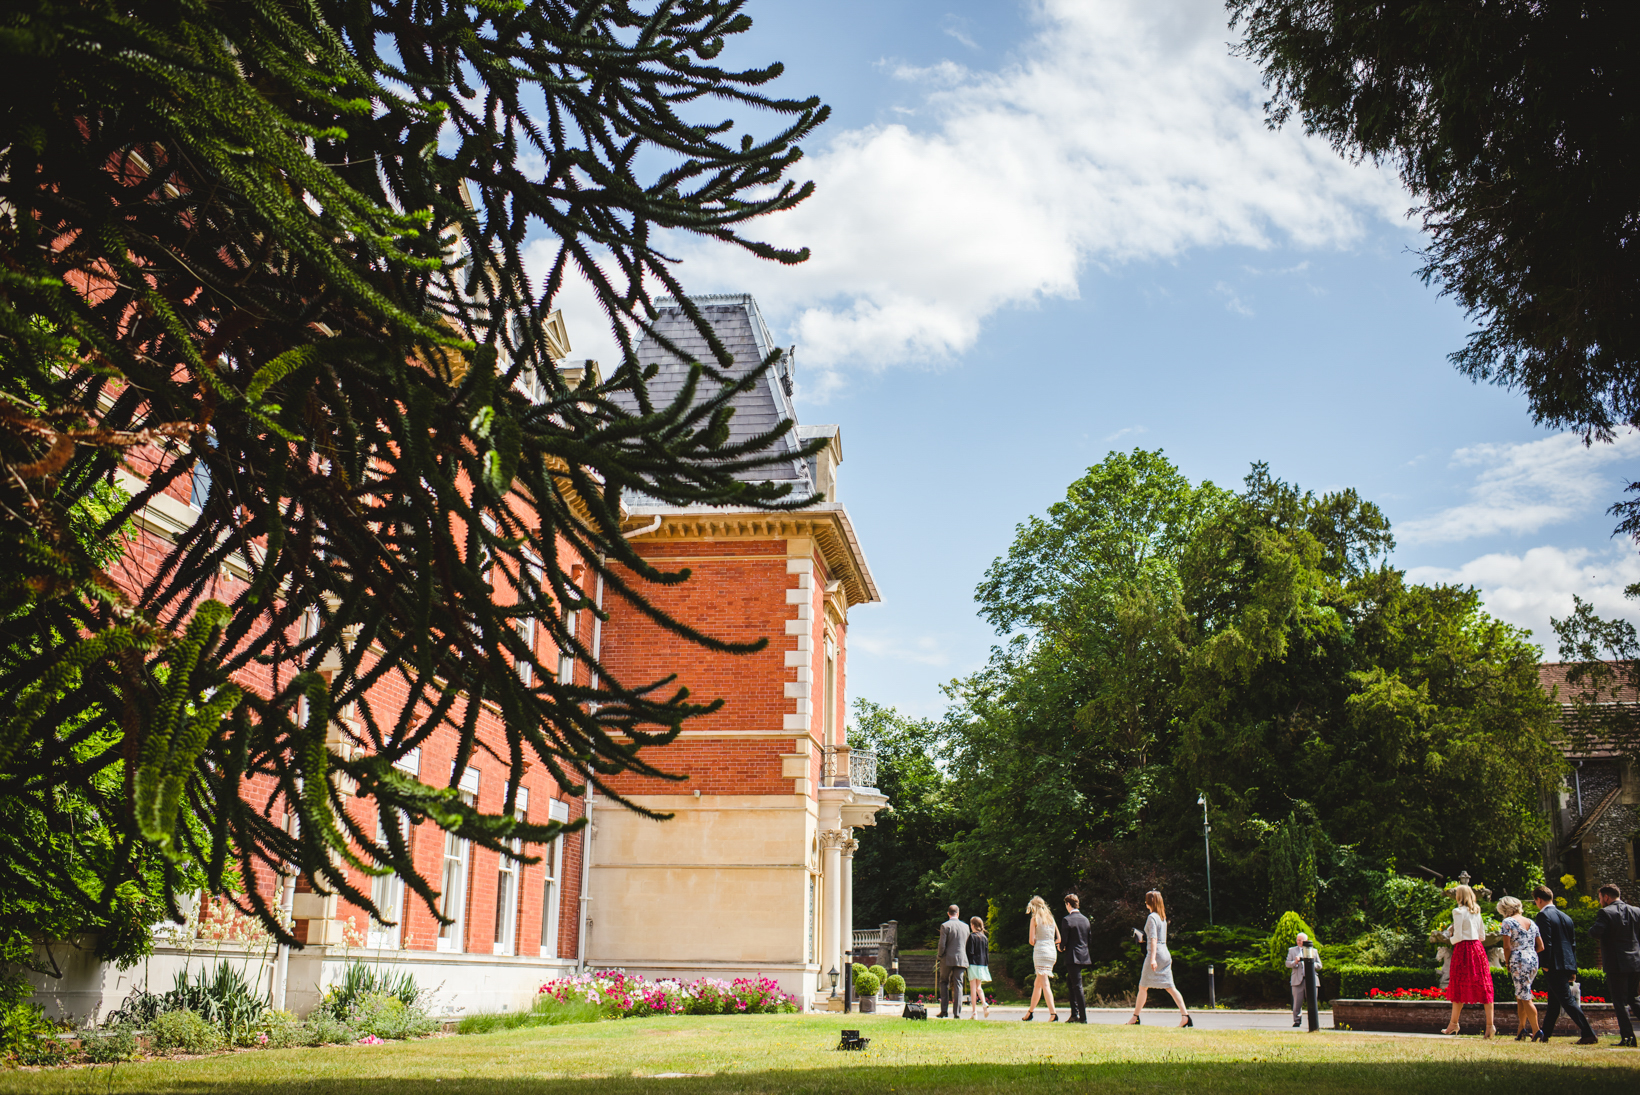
[819,829,846,1005]
[841,837,858,972]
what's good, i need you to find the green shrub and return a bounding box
[869,964,889,984]
[320,962,421,1019]
[163,963,267,1045]
[1353,926,1428,967]
[80,1024,138,1063]
[1267,912,1317,973]
[853,968,880,996]
[255,1009,311,1049]
[883,974,906,996]
[149,1009,223,1056]
[348,992,438,1041]
[303,1010,354,1046]
[1,1002,70,1067]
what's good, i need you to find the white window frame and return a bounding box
[437,767,480,953]
[518,553,541,686]
[539,798,570,959]
[558,604,577,684]
[493,788,528,956]
[823,635,837,747]
[368,812,408,949]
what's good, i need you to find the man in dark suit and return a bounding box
[1591,883,1640,1047]
[1532,884,1599,1044]
[1062,894,1092,1023]
[936,905,970,1019]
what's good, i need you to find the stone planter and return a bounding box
[1331,998,1624,1035]
[858,995,877,1014]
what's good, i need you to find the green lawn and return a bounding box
[7,1014,1639,1094]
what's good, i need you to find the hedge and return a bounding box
[1335,965,1608,1000]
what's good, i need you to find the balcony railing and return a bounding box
[822,746,879,790]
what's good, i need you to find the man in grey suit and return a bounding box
[936,905,970,1019]
[1284,932,1321,1027]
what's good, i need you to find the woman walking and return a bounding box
[1497,895,1542,1041]
[1126,890,1192,1027]
[967,916,991,1019]
[1022,896,1060,1021]
[1440,884,1496,1037]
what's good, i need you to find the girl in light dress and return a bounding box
[1022,895,1060,1021]
[1125,890,1192,1027]
[1496,895,1542,1041]
[967,916,991,1020]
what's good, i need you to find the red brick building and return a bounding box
[29,293,881,1020]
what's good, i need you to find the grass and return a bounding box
[456,998,602,1034]
[6,1013,1640,1094]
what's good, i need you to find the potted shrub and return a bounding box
[883,974,906,1002]
[854,968,881,1013]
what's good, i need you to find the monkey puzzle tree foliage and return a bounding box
[0,0,828,951]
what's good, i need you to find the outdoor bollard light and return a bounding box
[1208,964,1216,1010]
[844,951,853,1014]
[1301,944,1320,1032]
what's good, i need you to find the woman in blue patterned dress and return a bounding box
[1497,896,1542,1041]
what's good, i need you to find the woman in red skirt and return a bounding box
[1441,883,1496,1037]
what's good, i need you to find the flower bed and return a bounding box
[538,971,798,1018]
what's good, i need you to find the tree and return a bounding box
[0,0,828,943]
[936,451,1559,964]
[847,701,968,949]
[1228,2,1640,448]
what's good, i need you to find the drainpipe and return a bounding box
[578,558,604,974]
[578,789,594,975]
[1574,760,1584,817]
[272,616,313,1009]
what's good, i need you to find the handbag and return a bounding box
[902,1001,928,1020]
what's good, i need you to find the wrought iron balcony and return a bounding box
[822,746,879,790]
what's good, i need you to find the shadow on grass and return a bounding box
[77,1058,1638,1095]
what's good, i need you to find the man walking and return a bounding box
[1062,894,1092,1023]
[1284,933,1321,1028]
[1532,885,1598,1044]
[937,905,971,1019]
[1591,883,1640,1047]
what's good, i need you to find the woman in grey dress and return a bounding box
[1125,890,1193,1027]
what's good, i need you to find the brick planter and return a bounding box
[1331,998,1625,1035]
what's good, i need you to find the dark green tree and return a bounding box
[1228,1,1640,447]
[0,0,828,944]
[847,700,968,949]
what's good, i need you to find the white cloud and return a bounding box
[1399,432,1640,544]
[667,0,1406,395]
[1103,424,1147,444]
[1406,545,1640,654]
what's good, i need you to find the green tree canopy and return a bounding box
[1228,0,1640,447]
[0,0,827,946]
[932,450,1558,961]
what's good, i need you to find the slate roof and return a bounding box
[619,294,811,495]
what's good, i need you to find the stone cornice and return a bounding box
[623,505,880,607]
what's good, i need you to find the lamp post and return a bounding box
[827,964,839,1004]
[1197,792,1213,925]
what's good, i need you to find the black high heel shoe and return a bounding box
[1124,1014,1140,1025]
[1180,1014,1194,1028]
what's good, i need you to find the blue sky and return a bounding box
[540,0,1640,721]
